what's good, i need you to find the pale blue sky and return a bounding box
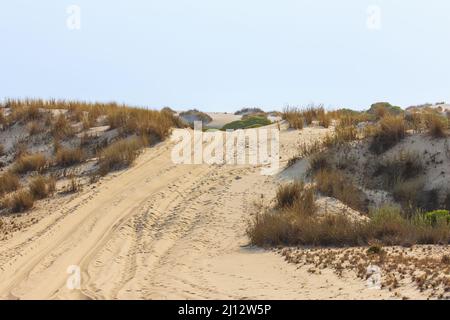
[1,0,449,111]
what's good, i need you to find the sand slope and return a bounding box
[0,123,397,299]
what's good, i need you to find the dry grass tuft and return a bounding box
[2,189,35,213]
[97,137,146,176]
[318,108,331,128]
[12,153,47,174]
[370,115,407,154]
[9,105,43,124]
[27,121,45,135]
[308,151,330,173]
[314,169,367,212]
[373,151,424,188]
[248,204,450,247]
[275,181,315,213]
[0,172,21,196]
[282,107,304,130]
[54,147,85,167]
[52,114,74,139]
[0,110,6,127]
[29,175,56,199]
[425,114,448,139]
[65,175,81,193]
[324,125,358,147]
[4,98,182,141]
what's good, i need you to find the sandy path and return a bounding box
[0,125,394,299]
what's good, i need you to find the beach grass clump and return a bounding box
[12,153,47,174]
[0,172,21,196]
[369,115,406,154]
[97,137,146,176]
[54,147,85,167]
[28,175,56,199]
[1,189,35,213]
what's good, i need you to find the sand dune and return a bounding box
[0,122,420,300]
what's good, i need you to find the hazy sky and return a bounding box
[1,0,449,112]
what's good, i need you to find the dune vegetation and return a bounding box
[221,115,271,130]
[0,98,183,213]
[250,103,450,249]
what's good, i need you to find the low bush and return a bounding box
[234,107,264,115]
[179,109,212,125]
[161,106,176,114]
[221,116,271,130]
[425,210,450,226]
[368,102,403,119]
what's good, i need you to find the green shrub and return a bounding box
[368,102,403,118]
[234,107,264,115]
[179,109,212,125]
[221,116,271,130]
[425,210,450,226]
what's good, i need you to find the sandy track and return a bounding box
[0,125,393,299]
